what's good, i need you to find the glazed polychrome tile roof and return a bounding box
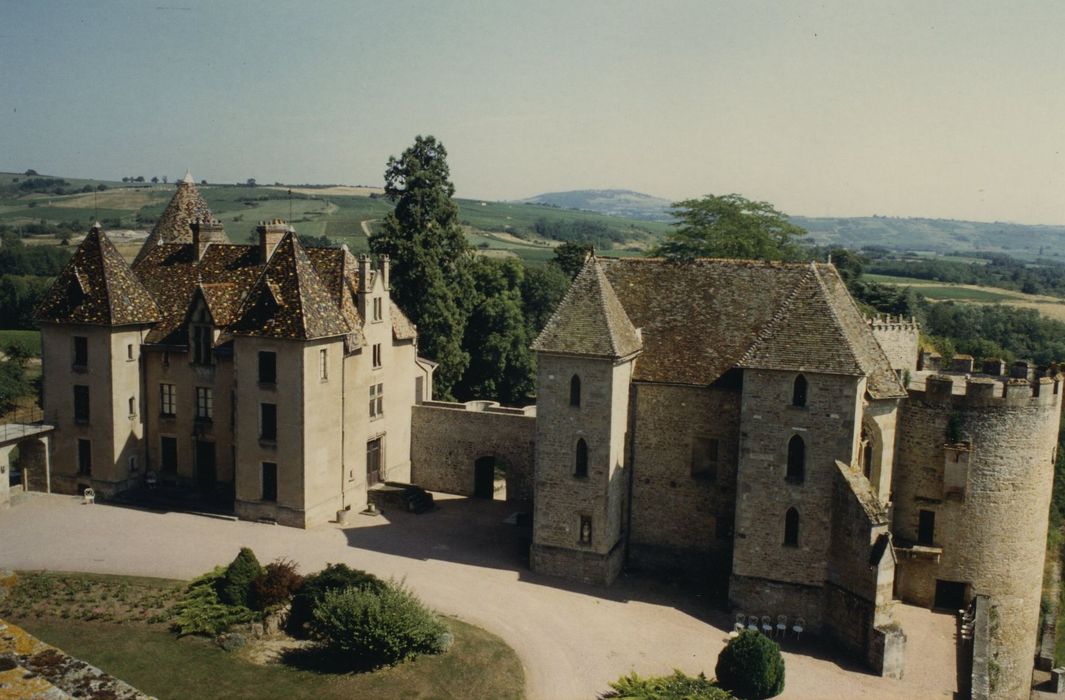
[537,256,904,399]
[34,225,160,327]
[228,232,350,340]
[133,173,212,265]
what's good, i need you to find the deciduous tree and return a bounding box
[653,194,806,261]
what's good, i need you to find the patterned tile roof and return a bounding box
[133,242,263,345]
[305,246,365,349]
[133,177,214,265]
[391,301,417,340]
[545,257,904,398]
[34,225,160,327]
[532,256,643,359]
[229,232,350,340]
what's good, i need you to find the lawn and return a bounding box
[3,571,524,700]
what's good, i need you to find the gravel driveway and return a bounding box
[0,492,958,699]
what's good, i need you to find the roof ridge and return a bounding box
[593,260,620,357]
[530,255,593,350]
[809,264,863,374]
[736,265,818,366]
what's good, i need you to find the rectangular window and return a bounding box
[372,343,382,369]
[366,438,381,485]
[128,455,138,472]
[160,436,178,475]
[258,351,276,385]
[261,462,278,502]
[369,383,384,418]
[127,343,134,360]
[77,438,92,476]
[73,336,88,368]
[195,387,213,420]
[319,348,328,380]
[160,383,176,416]
[162,351,170,368]
[691,437,720,480]
[191,325,212,365]
[260,403,277,442]
[918,510,936,546]
[579,515,592,545]
[73,385,90,423]
[128,396,136,417]
[373,297,383,321]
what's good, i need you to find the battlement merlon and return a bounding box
[867,314,920,332]
[911,373,1062,407]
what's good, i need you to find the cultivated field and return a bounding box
[868,273,1065,322]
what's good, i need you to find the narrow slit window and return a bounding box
[575,438,588,478]
[784,507,799,547]
[792,374,808,407]
[786,435,805,483]
[569,375,581,407]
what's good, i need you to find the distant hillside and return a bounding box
[517,189,674,222]
[792,216,1065,261]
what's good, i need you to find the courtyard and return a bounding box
[0,491,960,699]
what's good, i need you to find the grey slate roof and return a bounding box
[540,256,905,399]
[531,256,642,359]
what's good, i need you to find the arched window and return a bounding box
[570,375,581,407]
[575,438,588,478]
[792,374,808,407]
[786,435,805,482]
[784,507,800,547]
[860,427,874,479]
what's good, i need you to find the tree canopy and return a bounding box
[369,136,473,399]
[653,194,806,261]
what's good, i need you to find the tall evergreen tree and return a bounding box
[370,136,473,398]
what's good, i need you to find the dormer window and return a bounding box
[191,324,212,365]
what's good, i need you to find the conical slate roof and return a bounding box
[35,225,160,326]
[229,231,350,340]
[133,174,213,265]
[532,256,642,358]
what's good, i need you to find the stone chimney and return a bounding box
[191,218,226,261]
[257,219,290,262]
[379,255,390,291]
[357,254,370,294]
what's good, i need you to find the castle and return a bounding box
[31,177,1061,698]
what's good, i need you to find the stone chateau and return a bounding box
[31,176,1062,698]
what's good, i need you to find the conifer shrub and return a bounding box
[170,567,259,636]
[715,630,785,699]
[218,547,263,608]
[288,562,385,635]
[251,558,304,611]
[604,670,735,698]
[309,579,448,668]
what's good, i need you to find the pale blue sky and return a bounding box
[1,1,1062,223]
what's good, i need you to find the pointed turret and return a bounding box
[230,229,349,340]
[35,224,160,326]
[133,172,214,265]
[532,256,642,358]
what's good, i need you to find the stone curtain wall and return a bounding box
[411,401,535,501]
[893,374,1062,699]
[869,316,919,373]
[627,382,740,578]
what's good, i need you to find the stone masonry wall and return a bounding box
[893,374,1062,699]
[411,401,535,501]
[628,382,740,579]
[730,369,864,629]
[869,317,919,373]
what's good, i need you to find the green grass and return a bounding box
[0,329,41,356]
[863,274,1012,302]
[5,571,524,700]
[16,614,523,700]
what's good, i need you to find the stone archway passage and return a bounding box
[474,456,495,499]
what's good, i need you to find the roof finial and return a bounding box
[181,170,195,185]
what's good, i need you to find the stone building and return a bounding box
[35,178,431,527]
[416,255,1061,696]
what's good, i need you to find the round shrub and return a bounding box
[218,547,263,608]
[715,630,785,699]
[288,563,385,635]
[251,558,303,611]
[310,579,448,668]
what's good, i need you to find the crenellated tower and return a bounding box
[893,372,1063,699]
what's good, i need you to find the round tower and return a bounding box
[893,373,1062,699]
